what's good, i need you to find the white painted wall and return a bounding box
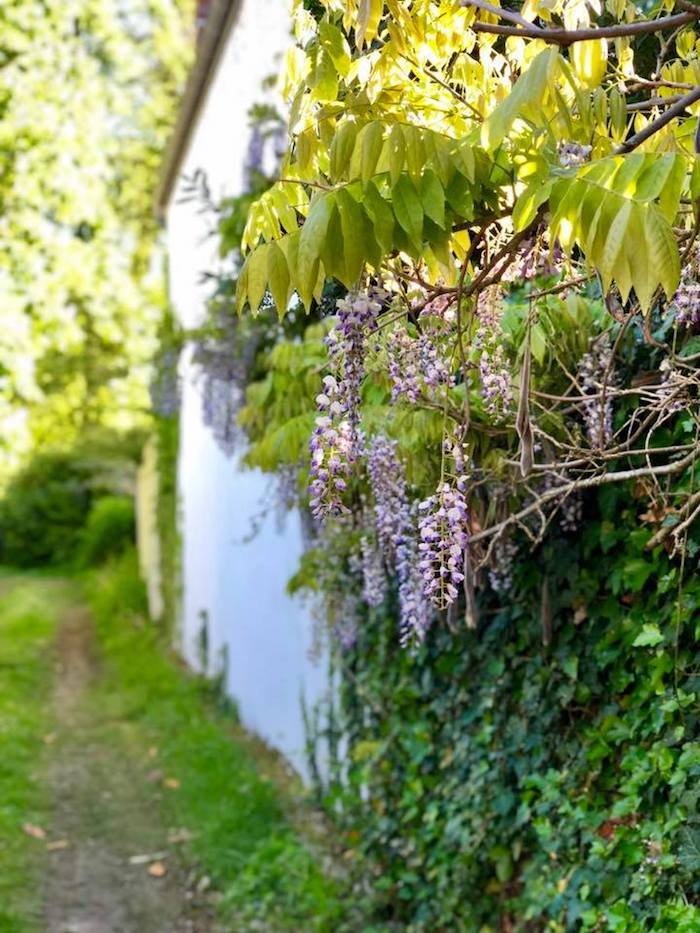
[164,0,328,780]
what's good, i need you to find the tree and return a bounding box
[0,0,193,470]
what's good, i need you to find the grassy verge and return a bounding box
[0,575,63,932]
[83,551,349,931]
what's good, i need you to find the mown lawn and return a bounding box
[0,574,64,932]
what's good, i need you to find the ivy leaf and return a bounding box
[392,175,423,250]
[632,623,663,648]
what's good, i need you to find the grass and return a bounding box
[0,575,64,932]
[83,551,349,931]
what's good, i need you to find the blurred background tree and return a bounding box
[0,0,194,476]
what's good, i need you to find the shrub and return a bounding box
[77,496,135,567]
[0,452,93,567]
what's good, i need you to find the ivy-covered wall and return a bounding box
[314,483,700,931]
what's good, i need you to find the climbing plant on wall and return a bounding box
[197,0,700,926]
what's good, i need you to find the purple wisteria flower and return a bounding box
[488,535,518,594]
[577,335,614,447]
[670,252,700,327]
[308,375,355,521]
[475,288,513,420]
[309,291,381,521]
[149,347,181,418]
[360,535,387,607]
[325,290,382,429]
[367,435,432,646]
[418,479,469,609]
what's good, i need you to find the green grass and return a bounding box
[0,575,63,932]
[84,552,348,931]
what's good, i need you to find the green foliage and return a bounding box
[84,552,349,931]
[0,453,94,567]
[0,437,139,568]
[0,576,63,931]
[309,482,700,930]
[0,0,192,464]
[77,496,135,568]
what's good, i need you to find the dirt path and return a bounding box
[44,602,215,933]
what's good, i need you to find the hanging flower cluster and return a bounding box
[577,335,614,448]
[488,534,518,595]
[418,479,469,609]
[193,309,261,458]
[149,347,181,418]
[360,534,388,607]
[309,375,356,521]
[367,435,432,646]
[387,308,453,405]
[670,249,700,327]
[309,291,381,521]
[475,288,512,420]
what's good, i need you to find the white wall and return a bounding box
[165,0,328,780]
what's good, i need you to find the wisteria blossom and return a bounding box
[578,335,614,447]
[475,288,513,420]
[367,435,432,645]
[670,250,700,327]
[308,375,355,521]
[360,535,387,607]
[418,479,469,609]
[488,535,518,594]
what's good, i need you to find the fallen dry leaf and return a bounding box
[46,839,69,852]
[163,777,180,790]
[129,851,168,865]
[43,733,56,745]
[147,745,159,759]
[148,861,167,878]
[167,829,192,844]
[22,823,46,840]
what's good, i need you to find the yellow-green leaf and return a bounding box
[361,121,384,185]
[330,120,358,181]
[247,243,271,314]
[392,175,423,249]
[267,241,291,318]
[356,0,383,48]
[420,170,445,228]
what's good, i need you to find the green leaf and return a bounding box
[246,242,271,314]
[330,120,358,181]
[632,623,663,648]
[297,194,333,308]
[530,322,547,365]
[310,47,338,103]
[388,123,406,187]
[420,170,445,228]
[513,179,553,231]
[392,175,423,249]
[336,188,366,286]
[362,180,395,256]
[356,0,383,47]
[360,121,384,185]
[318,21,351,77]
[481,48,559,150]
[267,241,290,319]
